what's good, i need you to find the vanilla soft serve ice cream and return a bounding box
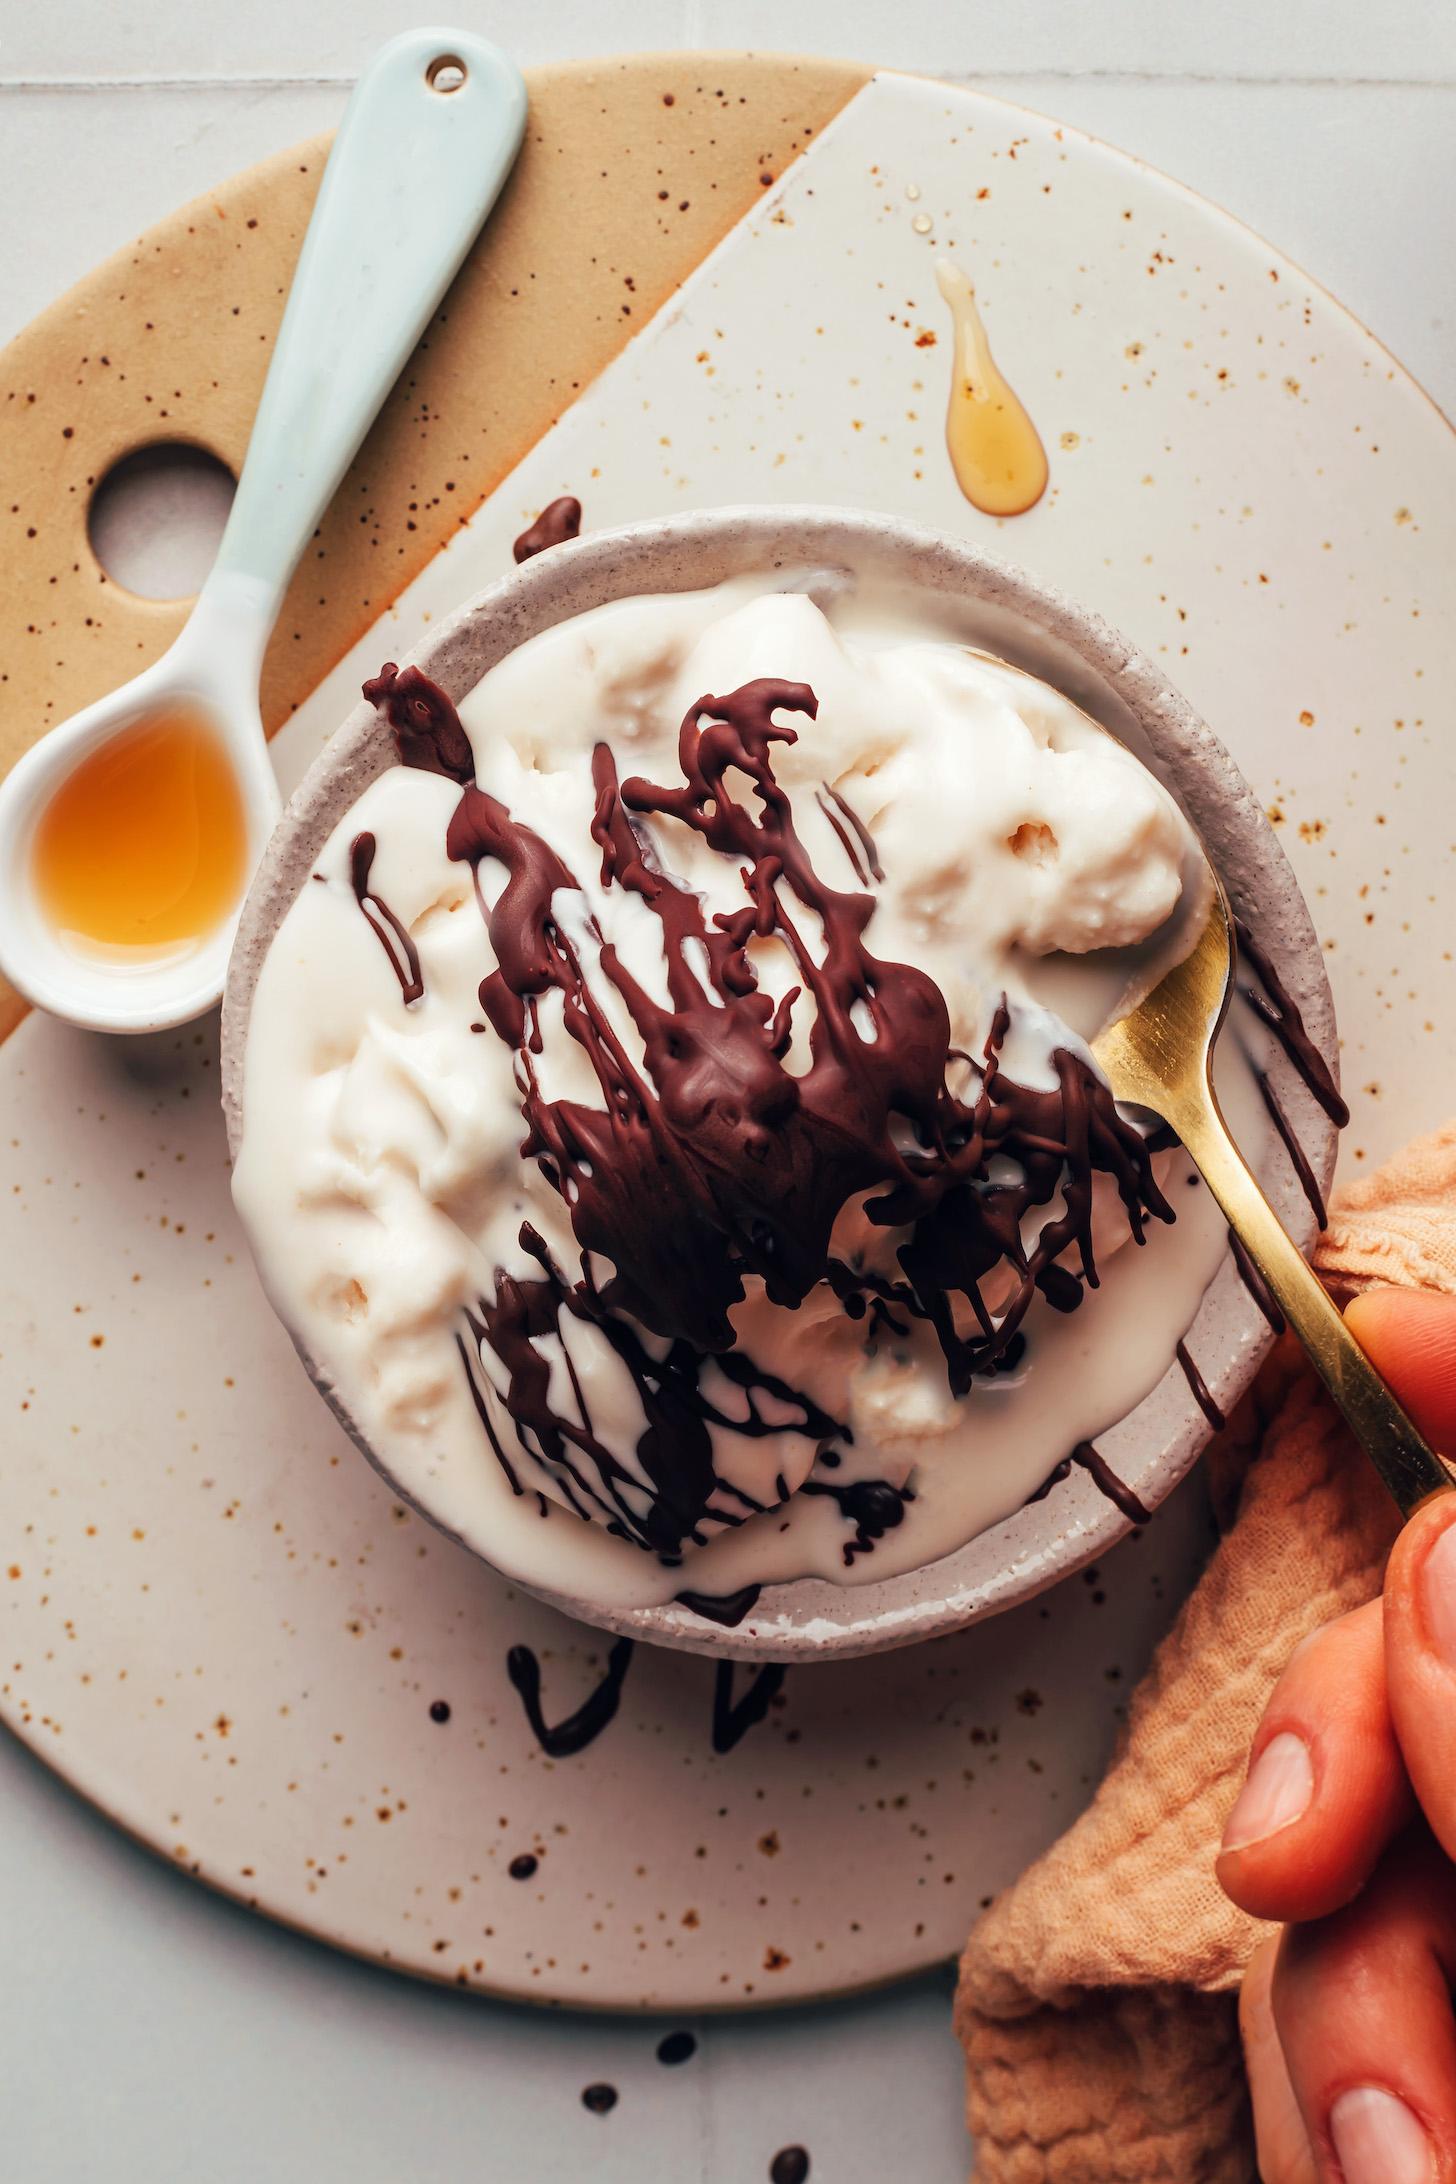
[232,571,1241,1620]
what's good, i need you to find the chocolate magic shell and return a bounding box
[222,509,1340,1661]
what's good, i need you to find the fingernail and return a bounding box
[1219,1731,1313,1852]
[1330,2086,1433,2184]
[1420,1522,1456,1666]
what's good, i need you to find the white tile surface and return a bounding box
[0,86,343,336]
[7,0,1455,83]
[2,5,1451,2179]
[3,1729,968,2184]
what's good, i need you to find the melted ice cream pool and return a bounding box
[233,574,1265,1609]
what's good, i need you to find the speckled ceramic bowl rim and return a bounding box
[222,505,1339,1661]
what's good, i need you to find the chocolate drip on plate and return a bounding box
[1027,1443,1149,1521]
[711,1660,787,1755]
[1255,1067,1328,1230]
[1217,913,1340,1346]
[1175,1339,1226,1432]
[1229,1229,1286,1334]
[675,1583,764,1629]
[348,832,423,1005]
[1234,914,1349,1127]
[513,495,583,563]
[505,1637,635,1758]
[1070,1441,1150,1523]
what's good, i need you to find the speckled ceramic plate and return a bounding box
[3,67,1452,2010]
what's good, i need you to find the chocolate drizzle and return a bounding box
[1070,1440,1150,1524]
[800,1476,915,1566]
[711,1660,787,1754]
[1234,915,1349,1127]
[364,662,475,783]
[348,832,423,1005]
[814,780,884,885]
[505,1637,636,1758]
[675,1583,763,1629]
[496,677,1166,1373]
[371,661,1177,1562]
[1027,1443,1147,1521]
[1229,1230,1286,1334]
[1255,1067,1328,1229]
[469,1227,843,1559]
[1175,1339,1226,1432]
[1219,915,1344,1336]
[513,496,582,563]
[1026,1456,1071,1506]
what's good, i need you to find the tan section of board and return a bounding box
[0,53,868,1040]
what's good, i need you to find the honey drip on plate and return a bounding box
[935,259,1048,517]
[30,705,248,959]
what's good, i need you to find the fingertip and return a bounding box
[1345,1288,1456,1452]
[1268,1830,1456,2180]
[1388,1486,1456,1590]
[1241,1937,1319,2184]
[1385,1489,1456,1665]
[1217,1602,1411,1924]
[1385,1494,1456,1861]
[1218,1810,1387,1927]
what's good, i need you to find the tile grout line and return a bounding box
[1,68,1455,93]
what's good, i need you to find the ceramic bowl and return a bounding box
[222,505,1339,1660]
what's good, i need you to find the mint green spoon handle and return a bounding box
[211,28,526,617]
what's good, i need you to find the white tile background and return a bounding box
[1,4,1452,2178]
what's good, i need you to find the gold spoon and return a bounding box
[1092,885,1452,1517]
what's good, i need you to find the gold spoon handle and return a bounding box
[1173,1087,1452,1518]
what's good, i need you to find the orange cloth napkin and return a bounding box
[955,1122,1456,2183]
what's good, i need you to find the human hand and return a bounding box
[1219,1288,1456,2183]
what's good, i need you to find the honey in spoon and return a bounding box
[30,705,248,960]
[935,259,1048,517]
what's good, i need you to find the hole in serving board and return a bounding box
[87,442,236,602]
[427,55,467,94]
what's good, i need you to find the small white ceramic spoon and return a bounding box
[0,28,525,1034]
